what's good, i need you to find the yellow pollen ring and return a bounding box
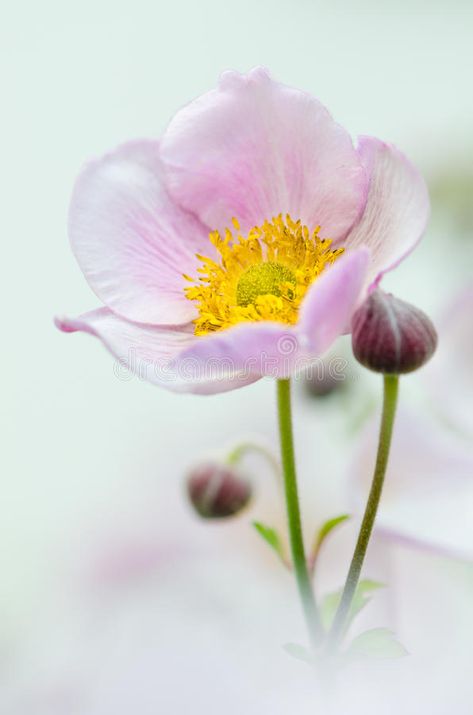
[184,213,344,336]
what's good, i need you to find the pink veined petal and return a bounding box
[55,309,260,395]
[160,67,367,240]
[171,322,303,381]
[351,409,473,561]
[342,136,430,285]
[69,140,210,326]
[298,248,371,353]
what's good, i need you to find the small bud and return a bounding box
[186,462,252,519]
[305,369,340,397]
[351,290,437,374]
[303,353,352,398]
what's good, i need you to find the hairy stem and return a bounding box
[328,374,399,648]
[277,378,322,650]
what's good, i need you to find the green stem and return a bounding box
[277,378,322,650]
[328,374,399,649]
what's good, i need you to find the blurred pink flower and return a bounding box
[4,483,472,715]
[423,284,473,436]
[352,408,473,561]
[56,68,428,394]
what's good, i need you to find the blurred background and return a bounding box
[3,0,473,712]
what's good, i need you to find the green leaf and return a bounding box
[349,579,384,622]
[317,514,350,546]
[347,628,408,660]
[253,521,287,566]
[283,642,314,665]
[320,579,385,631]
[320,591,342,630]
[309,514,350,574]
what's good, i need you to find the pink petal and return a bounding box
[342,136,430,285]
[160,67,367,240]
[172,321,303,381]
[55,309,260,395]
[298,248,371,353]
[69,140,210,326]
[351,409,473,560]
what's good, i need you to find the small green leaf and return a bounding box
[321,579,385,631]
[309,514,350,574]
[283,642,314,664]
[317,514,350,545]
[253,521,287,566]
[320,591,342,630]
[349,579,384,622]
[347,628,408,660]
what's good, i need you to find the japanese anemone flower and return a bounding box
[56,67,429,394]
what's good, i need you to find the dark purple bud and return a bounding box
[186,462,252,519]
[351,290,437,374]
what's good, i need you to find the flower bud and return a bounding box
[304,369,341,397]
[186,462,252,519]
[351,290,437,374]
[303,353,353,398]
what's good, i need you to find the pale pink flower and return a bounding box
[56,68,429,394]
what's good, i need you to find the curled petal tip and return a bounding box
[54,315,76,333]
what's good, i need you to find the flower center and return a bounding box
[236,262,296,307]
[184,214,344,336]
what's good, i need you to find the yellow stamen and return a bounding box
[184,213,344,336]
